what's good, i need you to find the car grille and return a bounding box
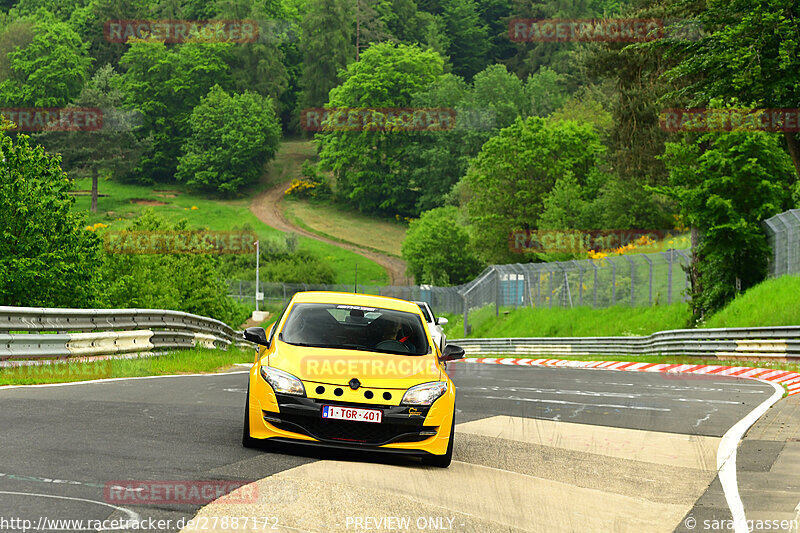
[266,412,435,445]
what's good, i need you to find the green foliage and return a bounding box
[97,210,250,326]
[317,42,445,215]
[401,206,483,285]
[33,64,150,211]
[463,117,610,264]
[659,124,795,317]
[116,40,233,182]
[284,161,332,199]
[439,0,489,80]
[177,85,282,194]
[524,66,569,117]
[0,13,92,107]
[660,0,800,177]
[0,126,102,307]
[298,0,354,109]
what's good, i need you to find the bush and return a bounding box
[0,126,102,307]
[402,206,483,285]
[284,161,331,200]
[97,210,248,326]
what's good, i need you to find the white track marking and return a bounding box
[0,491,140,531]
[717,380,784,533]
[0,370,249,391]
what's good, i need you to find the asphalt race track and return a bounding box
[0,362,789,532]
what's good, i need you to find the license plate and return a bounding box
[321,405,382,423]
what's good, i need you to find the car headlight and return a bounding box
[401,381,447,406]
[260,366,305,396]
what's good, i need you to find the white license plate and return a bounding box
[321,405,382,423]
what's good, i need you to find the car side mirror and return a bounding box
[243,326,269,346]
[436,317,448,326]
[439,344,464,362]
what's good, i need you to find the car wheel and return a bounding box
[423,411,454,468]
[242,384,259,448]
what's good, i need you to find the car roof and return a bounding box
[290,291,423,314]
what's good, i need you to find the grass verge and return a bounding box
[442,303,691,339]
[283,198,407,257]
[0,347,254,386]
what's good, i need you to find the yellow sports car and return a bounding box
[242,291,464,467]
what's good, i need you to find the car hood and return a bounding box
[267,342,441,389]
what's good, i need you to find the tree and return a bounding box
[299,0,354,109]
[402,206,483,285]
[439,0,489,80]
[317,42,444,215]
[661,0,800,178]
[34,64,149,212]
[658,124,795,318]
[463,117,609,264]
[177,85,282,194]
[0,13,92,108]
[407,65,533,213]
[0,122,102,307]
[524,66,569,117]
[116,39,233,182]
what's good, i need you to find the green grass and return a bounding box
[442,274,800,340]
[0,347,253,385]
[284,198,407,257]
[71,177,388,286]
[703,274,800,328]
[442,303,691,339]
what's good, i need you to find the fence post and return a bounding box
[666,250,673,304]
[495,268,500,317]
[624,256,635,306]
[643,254,653,305]
[463,293,469,337]
[610,257,617,305]
[592,260,598,307]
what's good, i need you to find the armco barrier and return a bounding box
[451,326,800,360]
[0,306,243,362]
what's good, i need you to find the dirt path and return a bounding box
[250,181,411,285]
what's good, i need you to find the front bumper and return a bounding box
[247,367,455,456]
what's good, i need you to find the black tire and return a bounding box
[423,411,454,468]
[242,384,259,448]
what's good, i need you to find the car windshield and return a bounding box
[280,303,429,356]
[414,302,432,323]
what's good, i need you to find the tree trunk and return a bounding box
[784,131,800,179]
[91,168,98,213]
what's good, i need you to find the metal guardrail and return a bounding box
[0,306,247,362]
[451,326,800,360]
